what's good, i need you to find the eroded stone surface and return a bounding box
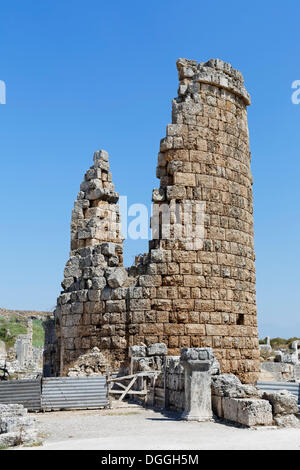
[273,414,300,428]
[0,404,38,447]
[263,390,299,415]
[222,398,273,427]
[147,343,168,356]
[211,374,261,398]
[67,347,108,377]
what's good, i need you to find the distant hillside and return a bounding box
[259,336,300,350]
[0,308,52,349]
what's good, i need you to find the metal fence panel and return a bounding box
[0,379,41,411]
[257,381,300,407]
[42,376,108,410]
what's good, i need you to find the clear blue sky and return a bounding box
[0,1,299,339]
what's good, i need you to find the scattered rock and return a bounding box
[222,398,273,427]
[273,414,300,428]
[67,347,108,377]
[263,390,299,415]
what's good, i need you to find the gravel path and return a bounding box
[24,406,300,450]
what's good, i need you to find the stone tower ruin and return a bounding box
[48,58,260,383]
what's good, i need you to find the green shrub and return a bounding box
[32,319,45,348]
[0,325,14,347]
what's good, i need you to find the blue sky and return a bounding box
[0,1,299,338]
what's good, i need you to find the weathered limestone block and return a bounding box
[212,374,299,427]
[152,188,165,203]
[94,149,109,163]
[147,343,167,356]
[102,242,116,257]
[273,414,300,428]
[64,256,81,278]
[107,267,128,288]
[211,374,261,399]
[134,357,156,372]
[222,398,273,427]
[263,390,299,415]
[0,404,38,447]
[92,277,107,289]
[129,345,147,358]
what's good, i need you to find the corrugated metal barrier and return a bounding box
[41,376,108,411]
[0,379,41,411]
[257,381,300,408]
[0,376,108,411]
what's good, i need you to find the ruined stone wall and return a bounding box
[259,362,300,382]
[50,58,260,383]
[53,150,128,375]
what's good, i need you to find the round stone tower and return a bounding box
[134,58,259,383]
[50,58,259,384]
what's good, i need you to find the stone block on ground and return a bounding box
[273,414,300,428]
[262,390,299,415]
[222,398,273,427]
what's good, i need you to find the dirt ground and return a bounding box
[21,405,300,450]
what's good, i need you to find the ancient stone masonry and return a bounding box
[211,374,299,427]
[51,150,127,375]
[50,58,260,383]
